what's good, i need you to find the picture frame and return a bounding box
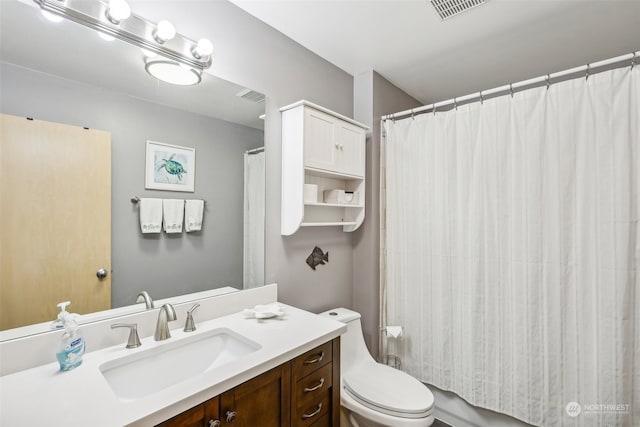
[145,140,195,192]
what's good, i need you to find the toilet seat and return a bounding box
[343,362,434,419]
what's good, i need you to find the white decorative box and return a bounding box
[323,189,359,205]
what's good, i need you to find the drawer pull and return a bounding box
[226,411,237,423]
[303,377,325,392]
[303,351,324,365]
[302,403,323,419]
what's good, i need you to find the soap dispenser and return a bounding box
[54,301,85,371]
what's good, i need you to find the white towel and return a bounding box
[139,198,163,233]
[162,199,184,233]
[185,199,204,232]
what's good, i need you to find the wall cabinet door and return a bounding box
[303,107,365,178]
[334,120,365,177]
[303,108,337,172]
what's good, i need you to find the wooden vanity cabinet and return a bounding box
[157,338,340,427]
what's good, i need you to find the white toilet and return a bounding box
[320,308,434,427]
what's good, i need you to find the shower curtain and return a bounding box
[243,150,265,289]
[382,66,638,426]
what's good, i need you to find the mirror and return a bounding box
[0,0,266,339]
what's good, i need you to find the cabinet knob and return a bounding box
[334,143,340,149]
[208,420,221,427]
[225,411,238,423]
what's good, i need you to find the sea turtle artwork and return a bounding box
[306,246,329,271]
[157,154,186,181]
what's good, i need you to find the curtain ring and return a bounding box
[479,91,484,105]
[632,52,636,70]
[509,83,514,98]
[454,98,458,111]
[546,74,551,91]
[411,111,415,120]
[433,105,436,116]
[585,63,590,80]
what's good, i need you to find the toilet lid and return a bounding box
[343,362,434,419]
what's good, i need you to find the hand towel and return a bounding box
[185,199,204,232]
[162,199,184,233]
[139,198,163,233]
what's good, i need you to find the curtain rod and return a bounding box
[246,147,264,154]
[382,50,639,121]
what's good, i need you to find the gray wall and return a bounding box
[0,63,264,308]
[353,70,422,358]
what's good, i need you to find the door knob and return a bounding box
[96,268,108,279]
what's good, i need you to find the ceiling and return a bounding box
[230,0,640,105]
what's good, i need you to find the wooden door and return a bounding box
[220,364,291,427]
[0,114,111,330]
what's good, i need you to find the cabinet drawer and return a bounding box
[293,341,332,378]
[296,362,333,409]
[309,412,330,427]
[295,389,331,427]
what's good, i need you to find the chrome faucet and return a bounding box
[154,303,177,341]
[136,291,154,309]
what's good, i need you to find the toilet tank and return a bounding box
[319,308,375,372]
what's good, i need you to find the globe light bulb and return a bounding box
[155,20,176,43]
[193,38,213,58]
[106,0,131,24]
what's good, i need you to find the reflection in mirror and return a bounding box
[0,0,266,339]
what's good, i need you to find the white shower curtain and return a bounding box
[243,150,265,289]
[382,66,638,426]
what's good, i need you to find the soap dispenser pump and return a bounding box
[54,301,85,371]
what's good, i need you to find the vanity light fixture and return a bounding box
[34,0,213,84]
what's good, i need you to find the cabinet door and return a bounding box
[335,122,365,177]
[157,402,204,427]
[303,108,338,172]
[220,364,291,427]
[156,396,220,427]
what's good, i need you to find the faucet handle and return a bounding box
[111,323,142,349]
[184,303,200,332]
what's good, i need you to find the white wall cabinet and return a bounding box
[281,100,368,236]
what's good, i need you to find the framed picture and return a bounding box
[145,140,195,192]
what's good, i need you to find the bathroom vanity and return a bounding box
[159,339,339,427]
[0,287,345,427]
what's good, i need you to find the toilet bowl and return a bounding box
[320,308,434,427]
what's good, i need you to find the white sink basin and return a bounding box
[99,328,260,400]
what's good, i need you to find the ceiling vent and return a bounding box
[236,88,265,103]
[430,0,486,20]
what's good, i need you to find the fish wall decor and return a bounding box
[306,246,329,270]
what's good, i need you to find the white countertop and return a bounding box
[0,304,346,426]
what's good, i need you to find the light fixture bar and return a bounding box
[33,0,212,70]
